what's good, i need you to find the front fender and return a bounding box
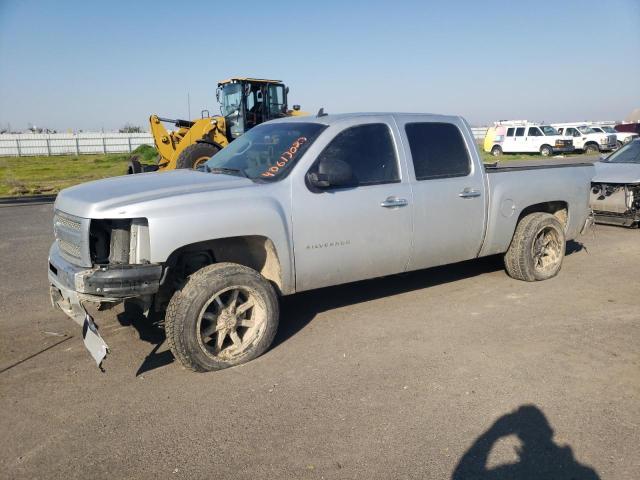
[144,186,294,294]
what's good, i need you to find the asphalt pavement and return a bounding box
[0,201,638,479]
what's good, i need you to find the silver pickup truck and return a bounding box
[49,113,594,372]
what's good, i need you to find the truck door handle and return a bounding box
[458,188,481,199]
[380,196,409,208]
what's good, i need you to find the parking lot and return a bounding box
[0,202,638,479]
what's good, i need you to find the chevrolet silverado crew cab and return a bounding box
[553,123,617,154]
[483,121,574,157]
[49,113,594,372]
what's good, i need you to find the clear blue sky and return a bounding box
[1,0,639,131]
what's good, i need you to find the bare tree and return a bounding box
[119,123,144,133]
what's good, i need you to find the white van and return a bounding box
[484,121,574,157]
[551,123,617,154]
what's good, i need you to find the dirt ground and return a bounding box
[0,202,638,479]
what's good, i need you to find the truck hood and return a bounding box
[55,170,255,218]
[592,162,640,184]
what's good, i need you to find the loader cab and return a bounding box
[217,78,288,140]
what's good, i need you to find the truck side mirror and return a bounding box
[308,158,353,188]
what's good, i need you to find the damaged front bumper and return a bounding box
[48,242,163,367]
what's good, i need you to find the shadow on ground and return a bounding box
[115,241,586,375]
[451,404,600,479]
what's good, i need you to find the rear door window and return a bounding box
[507,128,515,137]
[515,127,525,137]
[405,122,471,180]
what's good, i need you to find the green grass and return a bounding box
[0,146,157,197]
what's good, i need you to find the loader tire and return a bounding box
[175,143,219,170]
[127,155,142,174]
[504,212,565,282]
[165,263,279,372]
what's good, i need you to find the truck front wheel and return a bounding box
[504,212,565,282]
[165,263,279,372]
[491,145,503,157]
[584,143,599,155]
[540,144,553,157]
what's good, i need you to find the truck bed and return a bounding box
[479,161,595,258]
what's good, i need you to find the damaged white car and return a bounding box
[591,139,640,227]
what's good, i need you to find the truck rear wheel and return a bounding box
[504,212,565,282]
[164,263,279,372]
[175,143,220,170]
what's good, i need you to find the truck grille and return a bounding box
[54,212,81,232]
[53,211,91,267]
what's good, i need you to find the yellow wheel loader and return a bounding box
[128,78,307,174]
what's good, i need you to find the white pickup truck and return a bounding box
[48,113,595,372]
[553,123,617,154]
[589,124,638,149]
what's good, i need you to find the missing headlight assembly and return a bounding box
[90,218,151,264]
[590,183,640,227]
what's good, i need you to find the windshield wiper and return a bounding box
[207,167,249,179]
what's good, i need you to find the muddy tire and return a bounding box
[540,144,553,157]
[491,145,503,157]
[165,263,279,372]
[616,140,623,149]
[584,143,599,155]
[504,212,565,282]
[175,143,219,170]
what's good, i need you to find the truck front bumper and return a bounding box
[48,242,163,368]
[552,146,575,153]
[48,242,163,325]
[599,143,616,152]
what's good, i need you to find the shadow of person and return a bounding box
[452,405,600,480]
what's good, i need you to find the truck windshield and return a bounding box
[578,126,597,134]
[603,140,640,164]
[204,122,327,181]
[600,126,616,133]
[540,126,559,136]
